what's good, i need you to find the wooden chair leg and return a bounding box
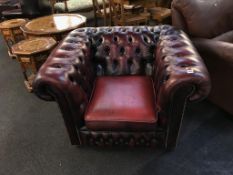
[64,0,68,12]
[92,0,98,27]
[49,0,56,14]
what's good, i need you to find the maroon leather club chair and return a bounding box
[33,26,210,150]
[172,0,233,115]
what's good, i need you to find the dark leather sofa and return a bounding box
[172,0,233,115]
[33,26,210,149]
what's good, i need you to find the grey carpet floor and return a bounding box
[0,33,233,175]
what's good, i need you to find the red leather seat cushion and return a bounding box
[85,76,157,131]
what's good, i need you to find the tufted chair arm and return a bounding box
[153,31,211,148]
[33,30,95,144]
[154,31,211,103]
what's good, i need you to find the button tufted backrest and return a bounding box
[90,27,160,76]
[70,26,167,76]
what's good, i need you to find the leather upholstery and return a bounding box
[193,39,233,114]
[172,0,233,115]
[172,0,233,38]
[85,76,157,131]
[93,28,156,76]
[33,26,211,148]
[79,129,165,147]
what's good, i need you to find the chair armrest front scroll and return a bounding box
[154,30,211,149]
[155,31,211,103]
[33,29,95,127]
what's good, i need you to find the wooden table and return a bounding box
[0,18,27,58]
[12,37,57,92]
[20,14,87,41]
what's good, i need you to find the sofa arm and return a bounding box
[33,29,95,103]
[154,30,211,149]
[33,29,95,144]
[155,31,211,103]
[192,38,233,114]
[193,38,233,65]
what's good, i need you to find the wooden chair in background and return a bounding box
[92,0,112,26]
[50,0,102,13]
[111,0,150,26]
[50,0,68,13]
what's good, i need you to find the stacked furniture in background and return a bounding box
[2,0,51,19]
[172,0,233,115]
[111,0,150,25]
[50,0,172,26]
[0,13,86,92]
[50,0,103,13]
[33,26,211,149]
[92,0,172,26]
[92,0,112,26]
[0,18,27,57]
[12,37,57,92]
[0,0,19,20]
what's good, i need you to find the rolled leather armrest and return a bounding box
[193,38,233,65]
[153,30,211,145]
[33,30,95,120]
[154,31,211,105]
[213,30,233,43]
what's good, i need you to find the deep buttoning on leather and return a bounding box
[36,25,210,102]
